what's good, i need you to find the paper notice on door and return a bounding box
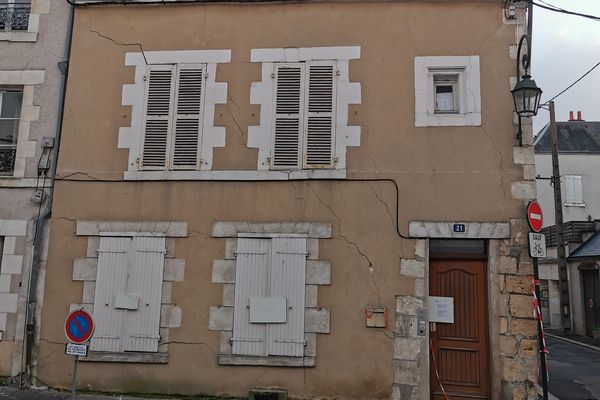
[428,296,454,323]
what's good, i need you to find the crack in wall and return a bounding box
[481,126,509,202]
[89,29,148,64]
[308,186,384,302]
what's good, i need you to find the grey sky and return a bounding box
[531,0,600,134]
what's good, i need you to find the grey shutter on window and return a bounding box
[142,66,175,169]
[91,237,131,353]
[171,66,204,169]
[305,62,336,168]
[272,64,305,168]
[124,237,165,353]
[232,238,270,356]
[268,237,306,357]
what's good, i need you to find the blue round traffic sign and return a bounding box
[65,309,94,344]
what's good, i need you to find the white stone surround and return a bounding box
[73,220,187,363]
[209,222,332,367]
[118,50,230,174]
[0,70,45,179]
[0,220,27,341]
[248,46,361,172]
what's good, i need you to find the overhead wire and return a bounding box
[531,0,600,21]
[540,61,600,105]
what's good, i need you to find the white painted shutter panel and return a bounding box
[573,175,583,203]
[171,65,205,169]
[232,238,270,356]
[90,237,131,352]
[124,237,165,352]
[304,62,335,168]
[142,65,175,170]
[272,64,305,168]
[268,237,306,357]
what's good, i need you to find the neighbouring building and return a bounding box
[534,115,600,335]
[35,1,540,399]
[0,0,70,380]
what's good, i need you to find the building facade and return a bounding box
[36,1,539,399]
[0,0,70,379]
[534,117,600,334]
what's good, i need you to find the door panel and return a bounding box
[583,270,600,337]
[430,259,490,400]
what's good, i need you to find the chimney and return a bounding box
[577,111,583,121]
[569,111,574,121]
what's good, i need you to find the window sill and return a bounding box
[564,202,586,208]
[0,31,37,42]
[415,112,481,127]
[81,351,168,364]
[124,169,346,181]
[218,354,315,367]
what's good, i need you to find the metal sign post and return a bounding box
[527,201,549,400]
[64,309,94,400]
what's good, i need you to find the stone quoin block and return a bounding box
[208,306,233,331]
[306,261,331,285]
[212,260,236,283]
[160,305,182,328]
[400,259,425,278]
[163,259,185,282]
[72,258,97,281]
[0,255,24,275]
[509,294,535,318]
[396,296,423,316]
[393,337,421,360]
[304,308,330,333]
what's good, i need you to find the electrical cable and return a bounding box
[540,61,600,105]
[531,0,600,21]
[54,174,412,239]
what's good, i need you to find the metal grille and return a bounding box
[0,147,16,174]
[0,3,30,32]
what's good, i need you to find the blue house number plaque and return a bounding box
[453,223,466,233]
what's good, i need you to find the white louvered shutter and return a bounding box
[304,62,336,168]
[272,64,305,169]
[171,65,205,170]
[124,237,166,353]
[91,237,131,352]
[268,237,306,357]
[142,66,176,169]
[232,238,270,356]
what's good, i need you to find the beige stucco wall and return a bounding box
[36,1,536,398]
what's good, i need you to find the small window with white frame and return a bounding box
[414,56,481,127]
[564,175,584,206]
[434,73,459,114]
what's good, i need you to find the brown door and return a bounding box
[582,270,600,337]
[430,259,490,400]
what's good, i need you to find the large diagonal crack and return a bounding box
[89,29,148,64]
[309,186,383,302]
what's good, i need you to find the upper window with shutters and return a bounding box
[249,47,361,177]
[119,50,230,178]
[142,65,206,170]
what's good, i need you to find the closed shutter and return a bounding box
[232,238,270,356]
[142,66,175,169]
[124,237,166,352]
[574,175,583,203]
[565,176,575,203]
[272,64,305,169]
[171,66,205,169]
[90,237,131,352]
[268,237,306,357]
[304,62,336,168]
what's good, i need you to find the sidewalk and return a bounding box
[546,329,600,352]
[0,386,232,400]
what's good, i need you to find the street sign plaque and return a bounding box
[529,232,546,258]
[65,343,88,357]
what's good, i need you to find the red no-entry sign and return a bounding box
[65,309,94,344]
[527,201,543,233]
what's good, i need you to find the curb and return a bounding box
[546,333,600,352]
[537,384,560,400]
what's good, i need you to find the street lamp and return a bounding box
[512,74,542,117]
[512,35,543,118]
[512,34,543,147]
